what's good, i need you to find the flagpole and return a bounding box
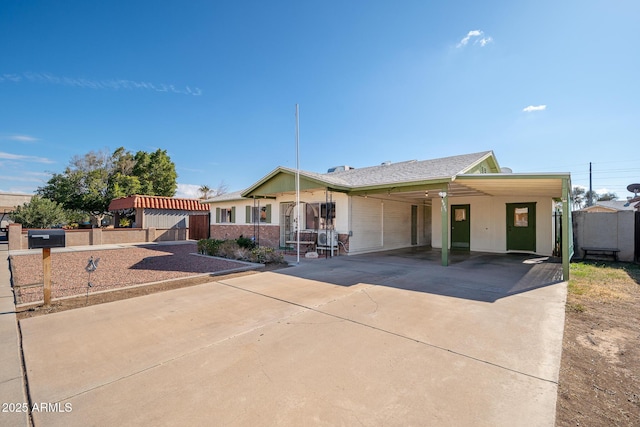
[295,104,300,264]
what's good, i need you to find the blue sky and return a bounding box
[1,1,639,200]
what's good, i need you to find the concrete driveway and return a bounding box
[19,249,566,426]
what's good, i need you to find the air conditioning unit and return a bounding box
[317,230,338,247]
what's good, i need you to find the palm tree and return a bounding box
[198,185,212,200]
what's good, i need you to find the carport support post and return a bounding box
[440,189,449,266]
[561,178,571,280]
[42,247,51,306]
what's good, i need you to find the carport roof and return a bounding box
[455,173,571,198]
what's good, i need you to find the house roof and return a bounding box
[325,151,497,187]
[202,150,571,203]
[108,195,209,212]
[233,151,497,199]
[580,200,637,212]
[202,190,246,203]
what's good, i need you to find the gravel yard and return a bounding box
[10,243,251,305]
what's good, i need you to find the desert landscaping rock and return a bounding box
[10,243,248,304]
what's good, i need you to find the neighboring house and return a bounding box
[0,192,33,230]
[579,200,636,212]
[204,151,573,276]
[108,195,209,231]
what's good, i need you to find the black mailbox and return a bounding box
[28,229,66,249]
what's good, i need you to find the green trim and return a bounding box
[230,206,236,223]
[265,204,272,223]
[440,186,449,266]
[562,178,572,280]
[242,168,350,197]
[215,208,220,223]
[348,180,451,196]
[461,152,501,174]
[246,206,251,223]
[456,173,571,180]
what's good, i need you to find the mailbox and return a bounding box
[27,229,66,249]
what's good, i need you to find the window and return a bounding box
[246,204,271,223]
[305,202,335,229]
[454,208,466,221]
[514,207,528,227]
[216,207,235,223]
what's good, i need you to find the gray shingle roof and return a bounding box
[321,151,493,187]
[207,151,495,202]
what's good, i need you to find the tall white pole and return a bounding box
[295,104,300,264]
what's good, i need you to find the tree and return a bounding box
[198,185,212,200]
[571,186,586,210]
[597,192,617,201]
[197,182,228,200]
[132,149,177,197]
[37,147,178,225]
[9,196,67,228]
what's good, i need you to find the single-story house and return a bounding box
[204,151,573,278]
[108,195,209,231]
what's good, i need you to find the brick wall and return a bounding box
[210,224,280,248]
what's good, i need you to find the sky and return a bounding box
[1,1,639,201]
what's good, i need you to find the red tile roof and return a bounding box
[108,195,209,212]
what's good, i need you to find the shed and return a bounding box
[108,195,209,229]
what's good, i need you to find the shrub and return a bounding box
[197,238,284,265]
[249,247,284,264]
[197,239,224,256]
[236,235,256,249]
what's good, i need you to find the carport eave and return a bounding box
[347,179,452,196]
[455,173,570,198]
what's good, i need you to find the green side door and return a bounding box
[451,204,470,250]
[506,202,536,252]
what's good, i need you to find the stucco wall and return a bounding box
[572,211,635,262]
[349,196,429,255]
[432,196,555,256]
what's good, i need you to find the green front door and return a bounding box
[506,202,536,252]
[451,204,470,250]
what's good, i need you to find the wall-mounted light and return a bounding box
[424,190,429,197]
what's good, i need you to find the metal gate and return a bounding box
[189,214,210,241]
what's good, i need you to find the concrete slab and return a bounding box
[19,250,567,426]
[0,243,30,427]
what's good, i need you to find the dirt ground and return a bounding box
[555,261,640,426]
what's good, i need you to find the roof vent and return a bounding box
[381,161,392,166]
[500,167,513,173]
[327,165,354,173]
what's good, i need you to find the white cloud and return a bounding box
[478,37,493,47]
[457,30,492,48]
[0,151,54,164]
[175,183,202,199]
[6,134,39,142]
[522,105,547,112]
[0,72,203,96]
